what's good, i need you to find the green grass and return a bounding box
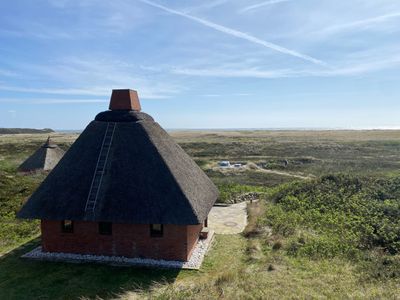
[0,170,44,254]
[0,182,399,299]
[130,201,400,299]
[0,134,74,254]
[265,175,400,257]
[216,183,269,203]
[175,130,400,180]
[208,168,297,188]
[1,131,400,299]
[0,235,245,300]
[0,239,180,300]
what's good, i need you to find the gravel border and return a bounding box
[21,230,214,270]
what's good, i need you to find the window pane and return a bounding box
[99,222,112,235]
[150,224,163,237]
[61,220,73,233]
[153,224,162,231]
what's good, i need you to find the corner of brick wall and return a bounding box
[41,220,203,261]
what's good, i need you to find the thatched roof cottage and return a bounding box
[18,89,218,261]
[18,137,65,172]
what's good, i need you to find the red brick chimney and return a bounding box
[109,89,141,111]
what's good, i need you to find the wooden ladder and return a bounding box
[85,122,116,215]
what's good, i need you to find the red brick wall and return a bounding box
[186,224,203,259]
[41,220,202,261]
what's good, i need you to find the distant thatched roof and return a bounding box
[18,90,218,225]
[18,137,65,172]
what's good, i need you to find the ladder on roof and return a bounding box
[85,122,116,214]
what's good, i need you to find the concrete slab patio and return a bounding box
[208,202,247,234]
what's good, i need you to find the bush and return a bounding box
[265,174,400,258]
[272,241,282,251]
[217,183,268,203]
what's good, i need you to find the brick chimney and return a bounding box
[109,89,141,111]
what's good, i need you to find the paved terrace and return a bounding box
[208,202,248,234]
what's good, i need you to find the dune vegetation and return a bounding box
[0,131,399,299]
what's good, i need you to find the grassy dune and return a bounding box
[0,130,400,299]
[174,130,400,181]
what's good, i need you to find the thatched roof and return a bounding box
[18,90,218,225]
[18,137,65,172]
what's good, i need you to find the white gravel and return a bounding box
[22,230,214,270]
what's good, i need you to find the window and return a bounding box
[99,222,112,235]
[150,224,163,237]
[61,220,73,233]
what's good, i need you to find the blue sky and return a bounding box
[0,0,400,129]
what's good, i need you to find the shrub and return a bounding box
[267,264,275,271]
[265,174,400,258]
[272,241,283,251]
[217,183,268,203]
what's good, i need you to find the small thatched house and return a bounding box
[18,89,218,261]
[18,137,65,172]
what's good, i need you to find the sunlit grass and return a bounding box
[1,131,400,299]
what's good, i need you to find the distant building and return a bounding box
[18,137,65,172]
[18,89,218,262]
[218,161,231,168]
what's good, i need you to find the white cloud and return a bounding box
[0,55,183,100]
[138,0,327,67]
[2,1,148,40]
[170,54,400,78]
[172,67,293,78]
[7,109,17,118]
[0,85,108,96]
[201,92,253,97]
[0,85,172,99]
[0,23,76,40]
[0,68,17,77]
[47,0,70,8]
[183,0,230,13]
[238,0,291,14]
[0,98,106,104]
[315,12,400,36]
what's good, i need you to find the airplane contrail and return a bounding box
[319,12,400,35]
[239,0,291,14]
[138,0,327,67]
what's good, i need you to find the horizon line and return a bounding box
[51,127,400,132]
